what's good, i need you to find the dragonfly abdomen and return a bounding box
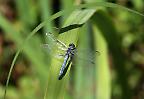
[58,54,69,80]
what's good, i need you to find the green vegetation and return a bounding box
[0,0,144,99]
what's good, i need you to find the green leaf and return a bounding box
[44,9,96,99]
[91,10,131,99]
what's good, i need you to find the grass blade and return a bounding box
[92,24,111,99]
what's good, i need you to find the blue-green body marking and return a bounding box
[58,43,75,80]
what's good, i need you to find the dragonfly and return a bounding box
[42,32,99,80]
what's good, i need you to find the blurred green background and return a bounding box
[0,0,144,99]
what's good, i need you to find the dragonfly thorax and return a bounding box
[66,43,76,56]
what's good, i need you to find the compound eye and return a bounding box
[69,43,75,48]
[69,43,72,46]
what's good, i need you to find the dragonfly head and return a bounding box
[69,43,75,49]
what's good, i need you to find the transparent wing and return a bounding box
[41,43,67,52]
[42,32,100,64]
[74,49,100,64]
[41,32,68,59]
[45,32,67,50]
[41,43,66,59]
